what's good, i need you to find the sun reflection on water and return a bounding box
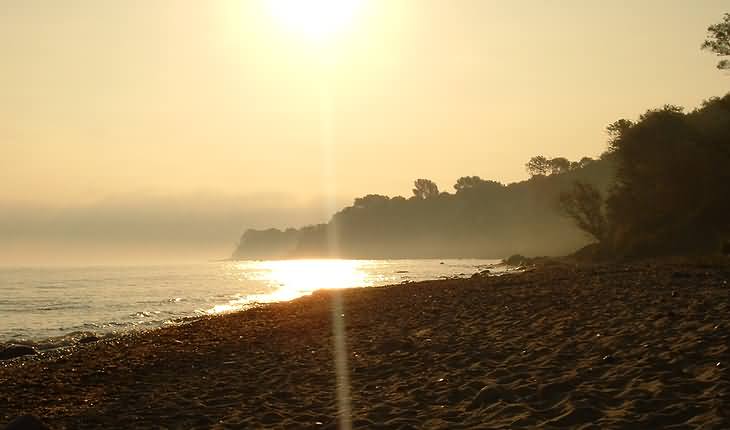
[208,259,373,314]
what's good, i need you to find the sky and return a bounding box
[1,0,728,264]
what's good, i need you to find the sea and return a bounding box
[0,259,509,348]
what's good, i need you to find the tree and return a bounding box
[702,13,730,70]
[525,156,551,176]
[353,194,390,209]
[578,157,594,168]
[549,157,571,175]
[453,176,484,192]
[606,119,635,153]
[601,98,730,256]
[559,182,608,243]
[453,176,504,193]
[412,179,439,199]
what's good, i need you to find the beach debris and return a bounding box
[4,416,49,430]
[79,336,100,344]
[602,354,616,363]
[0,345,37,361]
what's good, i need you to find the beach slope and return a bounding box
[1,260,729,429]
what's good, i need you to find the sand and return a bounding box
[1,259,729,429]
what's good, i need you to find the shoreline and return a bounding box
[0,258,511,349]
[1,259,728,429]
[1,259,517,353]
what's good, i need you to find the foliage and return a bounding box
[600,94,730,256]
[235,90,730,260]
[412,179,440,199]
[606,119,635,153]
[454,176,484,192]
[702,13,730,70]
[559,182,607,242]
[233,158,615,259]
[525,156,551,176]
[526,155,594,177]
[354,194,390,209]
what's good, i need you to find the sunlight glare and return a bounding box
[258,259,370,300]
[265,0,365,44]
[212,260,370,427]
[207,260,372,314]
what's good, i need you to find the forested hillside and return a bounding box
[232,157,615,260]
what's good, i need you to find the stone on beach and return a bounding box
[0,345,37,361]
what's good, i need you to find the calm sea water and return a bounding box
[0,259,506,346]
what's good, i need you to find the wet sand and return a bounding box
[1,260,729,429]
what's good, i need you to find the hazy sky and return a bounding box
[1,1,728,263]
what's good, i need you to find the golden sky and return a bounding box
[1,0,728,206]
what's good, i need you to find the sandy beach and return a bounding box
[1,259,729,429]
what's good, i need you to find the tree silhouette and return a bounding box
[412,179,439,199]
[525,156,551,176]
[549,157,571,175]
[354,194,390,209]
[454,176,480,192]
[606,119,635,153]
[578,157,594,167]
[233,157,615,260]
[591,95,730,257]
[702,13,730,70]
[559,182,607,243]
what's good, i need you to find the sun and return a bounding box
[265,0,365,44]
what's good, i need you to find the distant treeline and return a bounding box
[233,94,730,261]
[561,94,730,259]
[232,157,615,260]
[234,14,729,261]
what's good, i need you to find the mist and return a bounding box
[0,193,343,266]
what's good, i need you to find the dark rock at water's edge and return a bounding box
[79,335,100,344]
[0,345,37,361]
[4,416,49,430]
[470,269,491,279]
[503,254,528,266]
